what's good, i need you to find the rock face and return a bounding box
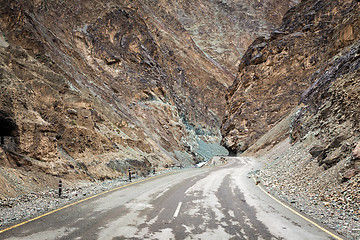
[0,0,223,197]
[150,0,298,72]
[287,0,360,179]
[0,0,295,198]
[222,1,360,238]
[222,0,360,154]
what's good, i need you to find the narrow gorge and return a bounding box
[0,0,294,197]
[221,0,360,238]
[0,0,359,239]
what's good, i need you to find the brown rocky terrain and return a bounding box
[222,0,360,155]
[222,0,360,238]
[148,0,298,72]
[1,0,359,237]
[0,0,227,198]
[0,0,296,199]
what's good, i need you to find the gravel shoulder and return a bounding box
[0,157,227,232]
[252,139,360,240]
[0,168,183,231]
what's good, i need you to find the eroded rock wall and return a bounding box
[0,0,295,198]
[137,0,298,72]
[0,0,229,197]
[222,2,360,236]
[222,0,360,154]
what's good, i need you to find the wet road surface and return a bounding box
[0,157,341,239]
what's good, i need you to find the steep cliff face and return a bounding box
[0,0,228,197]
[222,0,360,154]
[288,1,360,215]
[138,0,298,72]
[222,1,360,238]
[0,0,295,198]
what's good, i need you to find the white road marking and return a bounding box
[173,202,183,218]
[182,224,192,233]
[155,188,169,199]
[184,186,193,194]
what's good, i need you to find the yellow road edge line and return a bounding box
[0,171,175,234]
[252,177,344,240]
[0,161,227,235]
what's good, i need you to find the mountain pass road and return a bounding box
[0,157,343,239]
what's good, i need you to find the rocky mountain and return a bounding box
[150,0,298,72]
[222,0,359,238]
[222,0,360,155]
[0,0,295,198]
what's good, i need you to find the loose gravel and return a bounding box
[0,168,180,231]
[254,140,360,240]
[0,157,227,232]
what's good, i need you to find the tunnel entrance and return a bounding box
[0,111,17,151]
[227,148,238,156]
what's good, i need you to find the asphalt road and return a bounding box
[0,157,342,239]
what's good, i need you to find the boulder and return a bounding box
[352,141,360,159]
[67,109,78,116]
[309,145,325,158]
[343,168,359,181]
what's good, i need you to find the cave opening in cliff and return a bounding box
[0,111,17,150]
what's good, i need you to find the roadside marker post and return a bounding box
[58,180,62,198]
[0,160,226,235]
[128,167,132,182]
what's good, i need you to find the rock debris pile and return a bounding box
[256,140,360,240]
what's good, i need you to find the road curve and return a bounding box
[0,157,343,240]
